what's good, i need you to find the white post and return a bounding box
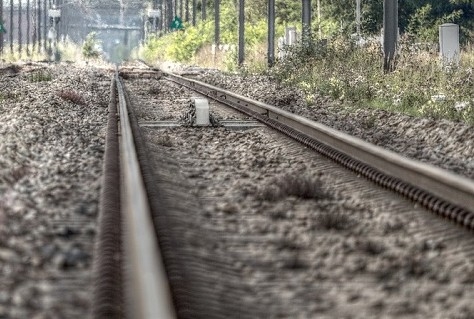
[439,23,460,65]
[286,26,297,45]
[194,98,210,126]
[278,37,285,59]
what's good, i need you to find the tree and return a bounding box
[318,0,473,41]
[401,0,474,42]
[276,0,301,24]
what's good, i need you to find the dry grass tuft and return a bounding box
[383,217,405,234]
[358,238,386,255]
[318,211,354,231]
[153,134,173,147]
[260,174,331,201]
[375,253,434,283]
[57,90,86,106]
[0,64,22,75]
[5,165,29,185]
[148,86,162,95]
[276,238,301,251]
[281,254,308,270]
[28,70,53,82]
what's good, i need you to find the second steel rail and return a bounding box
[164,71,474,230]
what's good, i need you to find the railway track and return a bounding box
[92,72,175,318]
[92,64,474,318]
[164,71,474,228]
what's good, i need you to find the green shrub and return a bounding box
[140,2,278,67]
[82,32,101,59]
[270,35,474,124]
[141,21,214,63]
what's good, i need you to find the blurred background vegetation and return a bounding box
[139,0,473,124]
[140,0,474,64]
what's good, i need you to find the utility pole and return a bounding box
[37,0,41,53]
[356,0,361,40]
[27,0,30,56]
[202,0,206,20]
[19,0,22,55]
[383,0,398,72]
[317,0,321,39]
[268,0,275,67]
[238,0,244,66]
[0,0,3,55]
[43,0,47,52]
[9,0,13,54]
[167,0,173,31]
[156,0,161,31]
[302,0,311,44]
[214,0,219,45]
[192,0,196,25]
[185,0,189,21]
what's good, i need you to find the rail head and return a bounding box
[164,71,474,215]
[115,74,176,319]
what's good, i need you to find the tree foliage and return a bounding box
[400,0,474,42]
[141,0,474,64]
[324,0,474,42]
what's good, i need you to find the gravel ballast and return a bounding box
[1,59,473,318]
[182,68,474,179]
[0,62,110,318]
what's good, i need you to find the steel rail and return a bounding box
[163,72,474,229]
[116,74,176,319]
[91,77,123,318]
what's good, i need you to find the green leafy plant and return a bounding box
[82,32,101,59]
